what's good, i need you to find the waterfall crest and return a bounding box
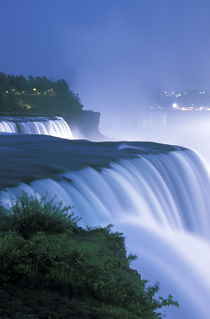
[0,136,209,319]
[0,116,73,139]
[1,147,209,237]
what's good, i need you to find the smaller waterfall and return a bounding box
[0,121,17,133]
[0,116,73,139]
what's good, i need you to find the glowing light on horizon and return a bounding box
[172,103,179,109]
[172,103,210,111]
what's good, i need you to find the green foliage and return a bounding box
[0,91,20,111]
[0,193,79,238]
[0,195,178,318]
[0,72,83,117]
[19,94,83,117]
[0,72,71,95]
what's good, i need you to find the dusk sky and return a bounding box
[1,0,210,112]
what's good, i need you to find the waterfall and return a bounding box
[0,136,209,319]
[0,120,17,133]
[0,116,73,139]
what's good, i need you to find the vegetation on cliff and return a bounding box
[0,72,83,118]
[0,72,102,138]
[0,194,178,319]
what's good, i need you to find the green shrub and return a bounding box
[0,195,178,318]
[0,193,80,238]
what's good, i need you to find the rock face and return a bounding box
[66,110,104,140]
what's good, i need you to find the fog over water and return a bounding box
[99,109,210,167]
[1,0,210,163]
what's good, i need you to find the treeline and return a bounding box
[0,72,84,116]
[0,72,71,95]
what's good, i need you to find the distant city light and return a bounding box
[172,103,210,111]
[172,103,179,109]
[159,90,210,111]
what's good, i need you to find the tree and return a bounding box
[0,72,9,91]
[53,79,69,95]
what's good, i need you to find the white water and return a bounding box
[0,116,73,139]
[0,147,209,318]
[0,120,17,133]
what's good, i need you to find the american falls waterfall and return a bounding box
[0,135,209,319]
[0,116,73,139]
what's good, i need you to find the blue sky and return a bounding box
[1,0,210,111]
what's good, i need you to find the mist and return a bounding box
[1,0,210,160]
[99,108,210,166]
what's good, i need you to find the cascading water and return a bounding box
[0,116,73,139]
[0,135,209,318]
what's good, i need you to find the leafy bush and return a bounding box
[0,195,178,318]
[0,193,80,238]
